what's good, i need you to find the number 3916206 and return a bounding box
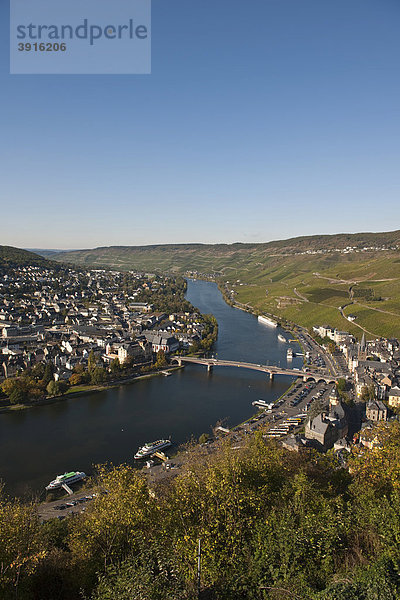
[18,43,67,51]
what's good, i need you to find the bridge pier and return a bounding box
[268,372,274,381]
[207,364,213,373]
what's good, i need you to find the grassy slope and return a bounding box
[47,232,400,338]
[233,252,400,339]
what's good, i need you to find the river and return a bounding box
[0,279,301,497]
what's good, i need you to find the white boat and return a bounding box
[46,471,86,490]
[252,400,274,410]
[278,334,286,343]
[287,348,293,359]
[258,315,278,328]
[134,439,172,460]
[161,371,171,377]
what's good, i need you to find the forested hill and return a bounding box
[38,229,400,273]
[0,246,54,268]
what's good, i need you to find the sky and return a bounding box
[0,0,399,249]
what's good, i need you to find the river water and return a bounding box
[0,279,301,497]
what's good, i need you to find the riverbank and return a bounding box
[217,279,305,352]
[0,365,184,414]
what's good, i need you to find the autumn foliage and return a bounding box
[1,424,400,599]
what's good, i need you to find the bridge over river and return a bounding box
[173,357,337,383]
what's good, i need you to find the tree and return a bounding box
[336,378,352,404]
[307,398,327,421]
[316,581,363,600]
[1,378,27,405]
[42,362,54,386]
[350,421,400,494]
[122,355,134,369]
[9,386,25,405]
[73,363,86,375]
[69,465,155,574]
[69,373,84,386]
[31,362,45,380]
[155,350,167,368]
[46,380,68,396]
[92,551,187,600]
[0,494,45,598]
[199,433,209,444]
[88,350,97,373]
[91,367,107,385]
[189,340,200,354]
[110,358,121,374]
[336,378,346,394]
[360,385,376,402]
[2,378,16,398]
[46,380,59,396]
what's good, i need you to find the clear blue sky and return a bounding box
[1,0,399,249]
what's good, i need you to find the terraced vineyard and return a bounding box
[232,252,400,339]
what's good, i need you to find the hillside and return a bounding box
[39,231,400,339]
[229,250,400,340]
[0,246,55,269]
[1,422,400,599]
[42,230,400,273]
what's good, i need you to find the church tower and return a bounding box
[358,333,367,361]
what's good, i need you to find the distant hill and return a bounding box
[44,230,400,273]
[26,248,69,257]
[0,246,55,268]
[39,230,400,339]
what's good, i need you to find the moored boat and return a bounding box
[258,315,278,328]
[134,439,172,460]
[252,399,274,410]
[46,471,86,490]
